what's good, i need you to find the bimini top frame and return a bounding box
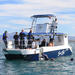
[31,14,55,18]
[31,14,58,40]
[31,14,56,30]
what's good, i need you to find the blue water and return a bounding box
[0,42,75,75]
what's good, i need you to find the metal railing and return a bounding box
[7,40,40,49]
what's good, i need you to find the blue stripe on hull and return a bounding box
[5,54,39,61]
[23,54,39,61]
[44,48,72,59]
[5,48,72,61]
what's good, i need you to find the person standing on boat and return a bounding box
[2,31,8,48]
[13,32,19,49]
[19,29,26,49]
[50,18,57,34]
[49,18,58,40]
[28,29,34,48]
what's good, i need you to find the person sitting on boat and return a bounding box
[32,39,37,49]
[32,38,40,49]
[36,38,40,48]
[24,36,28,48]
[19,29,26,49]
[13,32,19,49]
[2,31,8,48]
[48,38,54,46]
[40,39,46,47]
[27,29,34,48]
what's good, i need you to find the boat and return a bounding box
[3,14,72,61]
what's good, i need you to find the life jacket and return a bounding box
[3,33,7,40]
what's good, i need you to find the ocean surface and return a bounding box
[0,41,75,75]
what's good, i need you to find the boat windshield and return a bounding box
[36,18,52,24]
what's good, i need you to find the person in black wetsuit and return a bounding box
[40,39,46,47]
[13,32,19,49]
[28,29,34,48]
[19,29,26,49]
[2,31,8,48]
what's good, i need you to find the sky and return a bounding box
[0,0,75,36]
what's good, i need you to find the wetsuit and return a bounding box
[28,32,34,48]
[19,32,26,49]
[3,33,8,48]
[40,40,46,47]
[13,34,19,48]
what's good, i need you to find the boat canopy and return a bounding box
[31,14,55,18]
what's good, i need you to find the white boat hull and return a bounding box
[3,45,72,61]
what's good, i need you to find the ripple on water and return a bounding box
[0,42,75,75]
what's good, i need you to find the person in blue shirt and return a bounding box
[2,31,8,48]
[28,29,34,48]
[19,29,26,49]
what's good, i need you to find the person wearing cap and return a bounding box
[2,31,8,48]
